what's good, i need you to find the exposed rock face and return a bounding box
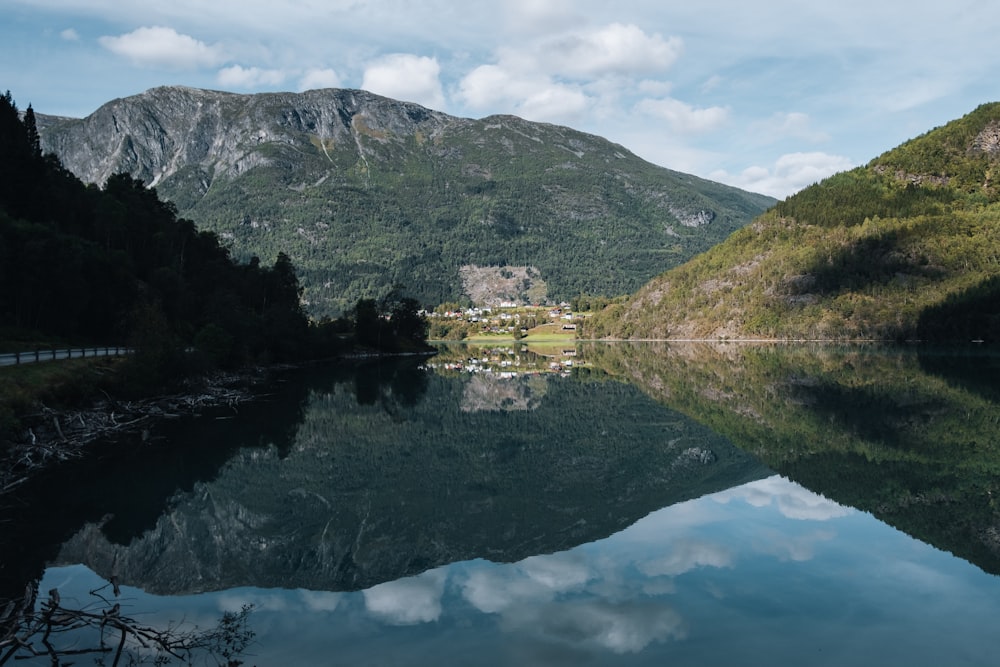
[971,120,1000,156]
[38,86,455,192]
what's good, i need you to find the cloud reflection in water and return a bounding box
[39,475,1000,666]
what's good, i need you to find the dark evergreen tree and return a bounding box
[22,104,40,158]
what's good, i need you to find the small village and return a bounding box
[423,303,581,342]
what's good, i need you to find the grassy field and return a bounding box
[463,323,576,344]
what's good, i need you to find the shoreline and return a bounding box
[0,366,273,496]
[0,347,438,497]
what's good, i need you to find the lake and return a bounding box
[2,342,999,665]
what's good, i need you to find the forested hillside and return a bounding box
[0,91,316,379]
[37,86,775,315]
[587,103,1000,341]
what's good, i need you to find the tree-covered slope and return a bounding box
[587,103,1000,342]
[37,86,775,316]
[0,91,309,370]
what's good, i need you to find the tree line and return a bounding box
[0,91,429,391]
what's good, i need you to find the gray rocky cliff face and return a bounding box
[39,86,457,190]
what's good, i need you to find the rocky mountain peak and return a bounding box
[39,86,457,188]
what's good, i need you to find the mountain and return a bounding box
[586,103,1000,342]
[36,86,775,316]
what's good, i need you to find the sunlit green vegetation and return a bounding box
[588,103,1000,342]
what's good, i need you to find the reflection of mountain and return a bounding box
[587,342,1000,574]
[461,374,548,412]
[56,363,770,594]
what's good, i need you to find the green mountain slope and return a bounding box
[587,103,1000,342]
[37,86,774,316]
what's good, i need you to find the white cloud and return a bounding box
[520,600,687,653]
[713,151,855,199]
[462,568,553,614]
[541,23,683,79]
[456,22,683,126]
[98,26,225,69]
[700,75,723,93]
[504,0,582,33]
[361,54,445,110]
[635,97,730,134]
[457,65,590,123]
[755,528,838,562]
[713,476,853,521]
[637,79,673,97]
[298,68,341,91]
[363,568,447,625]
[639,540,735,577]
[520,553,593,591]
[517,86,590,123]
[217,65,287,88]
[880,78,955,113]
[59,28,79,41]
[456,64,525,109]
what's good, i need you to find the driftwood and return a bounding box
[1,370,266,496]
[0,581,254,666]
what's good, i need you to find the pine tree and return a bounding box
[23,104,41,158]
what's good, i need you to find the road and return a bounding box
[0,347,132,367]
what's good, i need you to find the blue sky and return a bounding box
[2,0,997,198]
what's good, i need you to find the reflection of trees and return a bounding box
[0,581,253,666]
[917,346,1000,404]
[52,367,767,595]
[586,342,1000,574]
[350,357,430,412]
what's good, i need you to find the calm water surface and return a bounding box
[4,342,1000,665]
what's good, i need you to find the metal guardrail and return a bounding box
[0,346,133,367]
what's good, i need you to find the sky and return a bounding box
[1,1,998,199]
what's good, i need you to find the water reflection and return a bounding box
[5,342,1000,664]
[35,475,1000,666]
[44,350,767,595]
[585,341,1000,575]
